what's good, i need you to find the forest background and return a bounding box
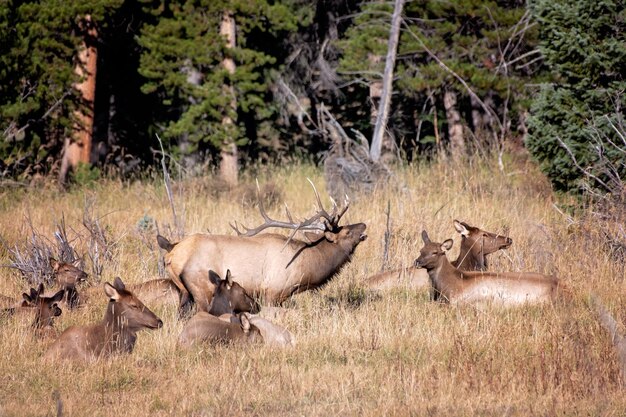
[0,0,624,198]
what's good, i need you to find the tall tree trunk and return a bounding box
[368,54,395,162]
[370,0,404,162]
[59,15,97,185]
[219,10,238,187]
[443,89,465,159]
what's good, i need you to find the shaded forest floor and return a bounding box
[0,152,624,416]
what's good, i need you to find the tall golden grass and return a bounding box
[0,152,624,416]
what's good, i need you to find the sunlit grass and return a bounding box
[0,152,624,416]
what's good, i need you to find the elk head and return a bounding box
[208,270,260,316]
[22,283,64,329]
[230,178,367,249]
[104,277,163,331]
[414,231,453,270]
[50,258,88,287]
[453,220,512,254]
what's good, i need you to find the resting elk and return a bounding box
[158,182,367,315]
[365,220,512,292]
[49,258,88,309]
[23,283,65,338]
[414,230,560,306]
[127,278,180,307]
[44,277,163,361]
[178,312,295,348]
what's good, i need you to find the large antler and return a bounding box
[230,179,350,238]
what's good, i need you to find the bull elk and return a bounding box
[178,312,294,348]
[365,220,512,292]
[158,181,367,315]
[414,230,560,306]
[44,277,163,361]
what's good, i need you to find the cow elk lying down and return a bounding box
[127,278,180,307]
[365,220,512,292]
[44,277,163,362]
[49,258,88,309]
[414,231,560,307]
[159,182,367,315]
[2,284,64,337]
[178,312,295,348]
[207,269,260,316]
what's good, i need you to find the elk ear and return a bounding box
[51,289,65,303]
[324,231,338,243]
[208,270,222,286]
[104,283,121,301]
[22,292,33,304]
[225,270,234,287]
[240,313,251,333]
[157,235,174,252]
[453,220,470,237]
[113,277,126,291]
[49,257,60,271]
[421,230,431,244]
[441,239,454,251]
[36,283,44,297]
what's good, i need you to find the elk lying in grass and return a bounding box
[23,284,65,338]
[365,220,512,292]
[178,312,295,348]
[206,270,260,316]
[44,277,163,361]
[127,278,180,307]
[414,230,560,307]
[2,284,64,337]
[158,182,367,315]
[49,258,88,309]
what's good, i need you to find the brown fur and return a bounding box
[365,220,512,291]
[49,258,88,309]
[127,278,180,307]
[44,277,163,362]
[158,223,367,313]
[414,231,559,307]
[178,312,262,347]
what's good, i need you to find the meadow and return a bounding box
[0,151,624,416]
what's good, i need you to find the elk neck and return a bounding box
[101,301,137,353]
[454,237,486,271]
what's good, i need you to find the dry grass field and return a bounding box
[0,152,624,416]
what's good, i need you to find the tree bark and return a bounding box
[219,10,238,187]
[443,89,465,159]
[59,15,97,184]
[369,0,404,162]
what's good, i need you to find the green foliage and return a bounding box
[137,0,310,155]
[527,0,626,192]
[72,162,101,188]
[0,0,123,177]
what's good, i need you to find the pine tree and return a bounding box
[137,0,305,180]
[526,0,626,192]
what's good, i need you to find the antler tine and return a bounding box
[306,177,335,225]
[334,194,350,224]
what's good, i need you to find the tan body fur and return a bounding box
[128,279,180,307]
[161,223,367,310]
[415,231,559,307]
[44,278,162,362]
[365,220,511,292]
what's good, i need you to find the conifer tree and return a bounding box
[526,0,626,192]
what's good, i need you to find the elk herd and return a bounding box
[0,182,567,363]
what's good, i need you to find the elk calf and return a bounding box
[364,220,512,292]
[23,284,65,338]
[414,231,559,307]
[44,277,163,362]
